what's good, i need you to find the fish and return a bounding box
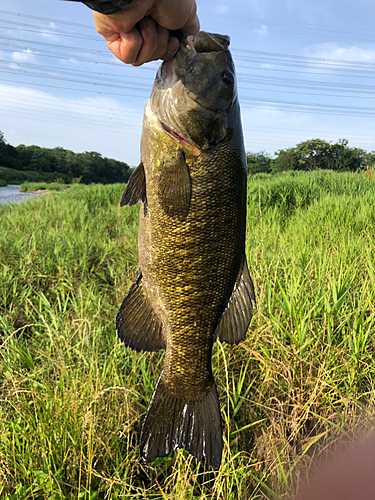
[117,31,256,468]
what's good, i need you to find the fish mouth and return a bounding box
[185,32,230,53]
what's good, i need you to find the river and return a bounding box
[0,185,41,205]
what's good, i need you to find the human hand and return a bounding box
[93,0,199,66]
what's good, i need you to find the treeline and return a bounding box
[247,139,375,175]
[0,130,133,185]
[2,131,374,187]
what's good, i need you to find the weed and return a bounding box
[1,172,375,498]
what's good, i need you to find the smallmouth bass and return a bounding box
[117,31,256,467]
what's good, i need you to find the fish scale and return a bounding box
[117,31,256,467]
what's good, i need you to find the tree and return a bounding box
[0,130,21,170]
[273,138,368,173]
[29,148,52,173]
[0,130,136,184]
[329,139,366,171]
[16,145,33,171]
[366,151,375,167]
[294,139,332,171]
[273,147,298,173]
[247,151,272,175]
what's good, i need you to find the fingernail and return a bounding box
[146,18,156,36]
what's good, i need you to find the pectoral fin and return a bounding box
[116,271,165,352]
[158,151,191,219]
[120,162,146,207]
[215,258,256,344]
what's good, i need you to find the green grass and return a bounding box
[20,181,71,193]
[0,179,7,187]
[1,171,375,499]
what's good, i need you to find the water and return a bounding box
[0,185,41,205]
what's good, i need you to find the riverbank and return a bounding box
[0,184,41,205]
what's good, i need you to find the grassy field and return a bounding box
[20,182,72,193]
[1,171,375,499]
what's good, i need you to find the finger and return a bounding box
[161,35,179,62]
[151,0,200,34]
[131,16,159,66]
[180,6,200,36]
[150,25,170,61]
[107,27,143,64]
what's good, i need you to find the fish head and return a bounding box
[150,31,237,151]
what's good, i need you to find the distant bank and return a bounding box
[0,185,41,205]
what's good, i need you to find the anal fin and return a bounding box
[120,162,146,207]
[215,258,256,344]
[116,271,165,352]
[140,375,222,467]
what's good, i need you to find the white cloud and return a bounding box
[255,24,268,38]
[242,106,308,125]
[245,0,269,16]
[304,43,375,63]
[0,85,144,166]
[11,49,38,63]
[241,104,375,155]
[59,58,79,66]
[215,4,229,13]
[241,106,309,154]
[40,22,60,41]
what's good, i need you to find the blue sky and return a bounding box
[1,0,374,166]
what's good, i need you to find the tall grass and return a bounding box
[19,182,71,193]
[1,171,375,498]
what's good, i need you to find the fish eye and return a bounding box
[221,70,234,86]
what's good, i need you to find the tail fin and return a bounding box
[139,375,222,467]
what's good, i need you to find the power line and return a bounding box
[200,11,375,36]
[0,98,141,129]
[0,107,139,135]
[0,9,98,29]
[202,16,375,43]
[2,87,374,143]
[2,31,375,69]
[233,48,375,69]
[0,89,143,117]
[0,60,152,89]
[0,78,149,99]
[2,8,375,41]
[0,68,151,94]
[0,19,100,40]
[4,58,375,94]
